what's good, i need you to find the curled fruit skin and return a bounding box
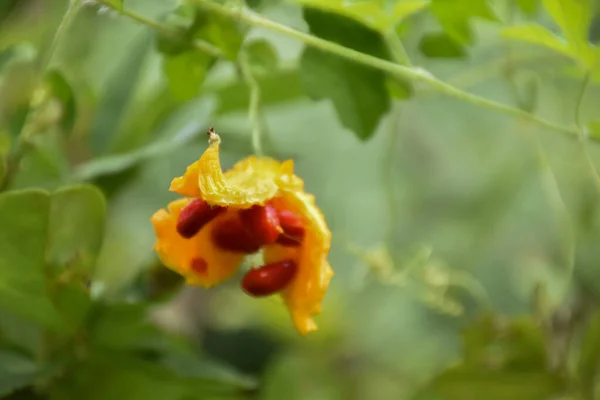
[211,217,261,254]
[176,198,226,239]
[241,260,297,297]
[239,204,281,246]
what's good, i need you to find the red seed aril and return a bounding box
[190,258,208,275]
[276,234,303,247]
[276,210,305,246]
[241,260,297,297]
[211,218,261,254]
[239,205,281,246]
[177,199,226,239]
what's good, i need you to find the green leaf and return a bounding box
[514,73,539,113]
[163,50,213,101]
[72,97,216,180]
[47,185,106,275]
[44,70,77,135]
[192,12,244,61]
[7,132,70,191]
[91,98,216,291]
[103,0,124,10]
[430,0,497,44]
[501,24,573,58]
[50,351,250,400]
[386,76,414,99]
[0,190,62,330]
[578,311,600,398]
[542,0,594,65]
[244,39,279,74]
[516,0,539,15]
[412,315,565,400]
[300,8,391,140]
[293,0,428,32]
[213,69,304,114]
[423,369,563,400]
[587,120,600,140]
[90,32,152,154]
[419,33,466,58]
[0,186,106,331]
[0,348,61,397]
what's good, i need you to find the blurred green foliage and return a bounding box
[2,0,600,399]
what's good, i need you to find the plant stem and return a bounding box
[192,0,579,139]
[384,29,412,66]
[573,72,600,192]
[237,52,265,156]
[97,0,223,58]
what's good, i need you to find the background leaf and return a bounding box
[430,0,497,44]
[300,8,391,140]
[418,33,466,59]
[501,24,573,58]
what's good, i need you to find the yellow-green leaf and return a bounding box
[501,24,574,58]
[542,0,595,66]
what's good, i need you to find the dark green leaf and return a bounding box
[294,0,428,32]
[578,310,600,398]
[430,0,497,44]
[50,351,249,400]
[246,0,281,10]
[0,349,59,397]
[419,33,466,58]
[90,31,152,154]
[424,369,563,400]
[44,70,77,134]
[300,8,391,140]
[386,77,413,100]
[191,11,244,60]
[163,50,213,101]
[244,39,279,74]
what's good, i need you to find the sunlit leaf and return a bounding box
[419,33,466,58]
[300,8,391,140]
[430,0,497,44]
[501,24,574,58]
[542,0,594,66]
